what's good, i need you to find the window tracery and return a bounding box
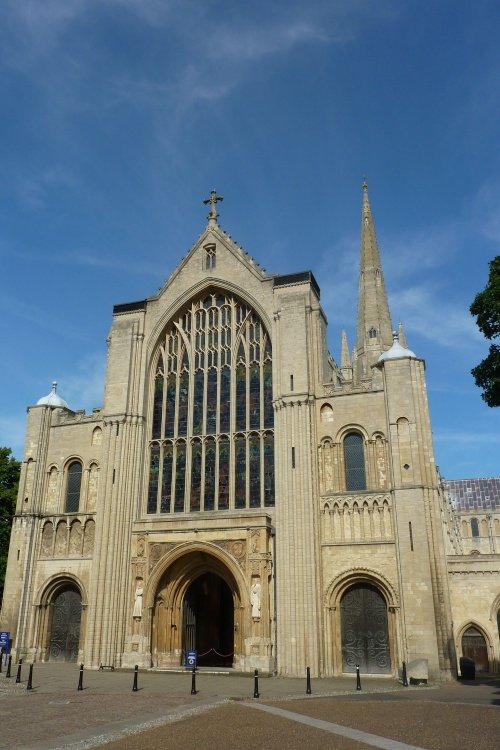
[147,290,274,513]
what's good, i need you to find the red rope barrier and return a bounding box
[195,647,234,659]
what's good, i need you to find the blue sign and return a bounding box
[185,650,197,669]
[0,632,10,653]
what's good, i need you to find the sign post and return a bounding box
[185,650,197,670]
[0,631,10,654]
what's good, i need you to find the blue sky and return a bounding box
[0,0,498,479]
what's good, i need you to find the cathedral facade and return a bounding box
[2,186,499,678]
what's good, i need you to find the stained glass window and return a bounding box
[190,441,202,511]
[344,433,367,491]
[174,443,186,511]
[165,374,176,438]
[160,444,173,513]
[249,364,260,430]
[218,437,229,510]
[147,446,160,513]
[192,371,204,436]
[204,439,216,510]
[236,363,246,431]
[264,434,274,506]
[249,434,260,508]
[235,437,246,509]
[177,371,189,437]
[206,369,217,434]
[147,291,274,514]
[152,369,164,439]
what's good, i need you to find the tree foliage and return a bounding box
[470,256,500,407]
[0,447,21,600]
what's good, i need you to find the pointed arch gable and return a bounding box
[456,619,494,647]
[145,540,249,612]
[147,280,273,366]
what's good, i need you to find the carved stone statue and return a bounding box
[132,582,144,618]
[250,580,261,619]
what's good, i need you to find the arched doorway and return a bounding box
[340,583,391,674]
[462,626,489,672]
[151,548,243,670]
[182,572,234,667]
[49,586,82,662]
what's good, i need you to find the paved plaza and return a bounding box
[0,662,498,750]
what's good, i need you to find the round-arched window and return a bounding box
[343,432,366,491]
[65,462,82,513]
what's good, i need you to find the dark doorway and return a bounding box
[49,587,82,661]
[182,572,234,667]
[462,626,489,672]
[341,583,391,674]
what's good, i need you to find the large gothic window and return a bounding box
[147,290,274,513]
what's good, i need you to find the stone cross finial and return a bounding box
[203,189,223,222]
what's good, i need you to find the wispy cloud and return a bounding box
[60,352,106,412]
[0,292,86,341]
[434,429,500,446]
[16,165,76,209]
[390,282,480,349]
[64,251,160,277]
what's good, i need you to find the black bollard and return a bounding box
[402,661,408,687]
[253,669,260,699]
[0,650,3,673]
[356,664,362,691]
[6,656,12,678]
[15,659,22,684]
[27,664,33,691]
[190,668,197,695]
[133,665,138,692]
[77,663,84,691]
[306,666,312,695]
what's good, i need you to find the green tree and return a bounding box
[470,256,500,407]
[0,447,21,601]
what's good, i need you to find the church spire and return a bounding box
[355,180,393,376]
[340,329,352,381]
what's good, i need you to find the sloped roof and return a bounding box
[445,477,500,510]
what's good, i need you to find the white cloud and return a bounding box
[390,283,480,349]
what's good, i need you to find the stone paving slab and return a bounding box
[0,663,406,750]
[79,702,377,750]
[2,663,498,750]
[269,694,500,750]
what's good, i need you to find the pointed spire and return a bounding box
[341,330,351,368]
[340,330,352,381]
[355,179,393,377]
[398,320,407,349]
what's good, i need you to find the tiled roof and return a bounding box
[445,477,500,511]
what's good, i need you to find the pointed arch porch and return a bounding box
[145,541,249,669]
